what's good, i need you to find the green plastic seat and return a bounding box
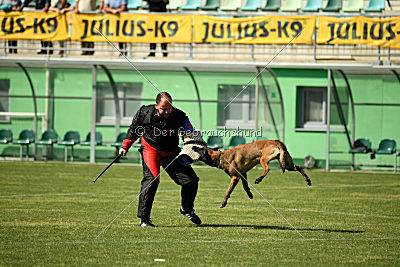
[81,132,103,146]
[58,131,80,162]
[240,0,261,11]
[13,129,35,145]
[36,130,58,146]
[364,0,385,12]
[181,0,202,10]
[220,0,241,11]
[35,130,58,160]
[262,0,281,11]
[167,0,182,10]
[226,136,246,149]
[0,129,13,144]
[375,139,396,154]
[110,132,127,148]
[13,130,35,160]
[254,136,269,142]
[201,0,220,10]
[127,0,142,9]
[342,0,363,12]
[301,0,322,11]
[280,0,302,11]
[207,136,223,149]
[322,0,342,11]
[349,138,371,154]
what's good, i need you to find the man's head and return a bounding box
[155,92,173,118]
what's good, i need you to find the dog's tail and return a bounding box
[278,141,290,173]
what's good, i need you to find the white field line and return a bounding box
[1,183,399,199]
[2,237,400,246]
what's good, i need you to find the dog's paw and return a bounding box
[247,191,253,199]
[307,179,312,186]
[254,178,261,184]
[220,201,227,208]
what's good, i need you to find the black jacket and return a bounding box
[145,0,168,12]
[126,104,189,152]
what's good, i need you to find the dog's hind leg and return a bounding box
[240,173,253,200]
[254,156,270,184]
[295,165,312,186]
[221,176,240,208]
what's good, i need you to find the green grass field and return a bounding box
[0,161,399,265]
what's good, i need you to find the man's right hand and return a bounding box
[119,148,127,156]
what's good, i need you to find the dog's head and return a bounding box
[193,146,222,168]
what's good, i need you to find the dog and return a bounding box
[196,140,311,208]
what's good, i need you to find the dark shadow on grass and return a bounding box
[197,224,364,234]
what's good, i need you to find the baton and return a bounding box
[93,153,123,183]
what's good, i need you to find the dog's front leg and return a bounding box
[221,176,240,208]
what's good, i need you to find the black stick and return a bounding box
[93,153,123,183]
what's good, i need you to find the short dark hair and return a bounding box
[156,92,172,104]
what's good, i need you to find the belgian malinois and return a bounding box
[196,140,311,208]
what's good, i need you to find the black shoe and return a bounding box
[180,208,202,225]
[163,52,168,57]
[147,53,155,57]
[140,218,155,227]
[37,50,47,54]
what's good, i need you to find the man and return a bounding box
[0,0,22,54]
[103,0,127,56]
[119,92,201,227]
[75,0,104,55]
[22,0,53,54]
[145,0,168,58]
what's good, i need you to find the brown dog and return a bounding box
[196,140,311,208]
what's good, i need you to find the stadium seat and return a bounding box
[127,0,143,10]
[13,129,35,160]
[80,131,103,146]
[206,136,223,149]
[220,0,241,11]
[254,136,269,141]
[363,0,385,12]
[167,0,182,10]
[201,0,220,10]
[226,136,246,149]
[58,131,80,162]
[349,138,371,154]
[180,0,202,10]
[262,0,281,11]
[280,0,302,11]
[35,129,58,160]
[36,130,58,146]
[0,129,12,144]
[374,139,397,172]
[375,139,396,155]
[301,0,322,11]
[240,0,262,11]
[322,0,342,11]
[342,0,363,12]
[110,132,126,148]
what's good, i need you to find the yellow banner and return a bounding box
[0,11,69,41]
[71,13,192,43]
[193,15,316,44]
[318,16,400,49]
